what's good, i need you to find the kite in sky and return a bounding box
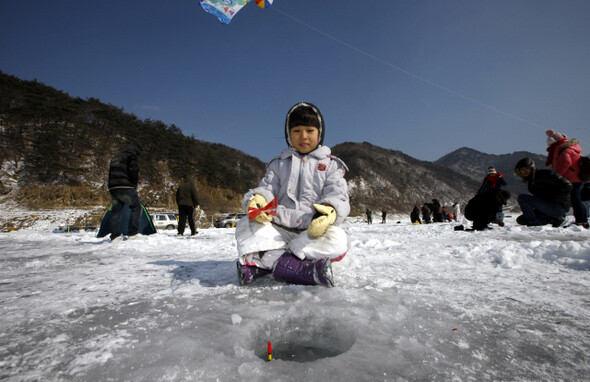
[200,0,273,24]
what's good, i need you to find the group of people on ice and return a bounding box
[514,129,588,228]
[364,209,387,224]
[106,101,587,288]
[411,199,459,224]
[461,129,588,231]
[106,142,200,241]
[107,102,348,287]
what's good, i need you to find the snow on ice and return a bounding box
[0,211,589,381]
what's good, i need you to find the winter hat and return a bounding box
[285,102,325,149]
[515,157,535,171]
[487,167,497,175]
[546,129,567,146]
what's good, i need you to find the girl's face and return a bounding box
[290,125,319,154]
[518,167,532,178]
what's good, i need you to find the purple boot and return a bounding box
[273,252,334,287]
[237,262,272,285]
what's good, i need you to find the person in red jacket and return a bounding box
[477,167,507,194]
[545,129,587,227]
[477,167,508,223]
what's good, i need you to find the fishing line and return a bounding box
[272,6,546,132]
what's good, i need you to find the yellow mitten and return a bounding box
[247,194,273,223]
[308,204,336,237]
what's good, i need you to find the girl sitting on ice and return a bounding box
[235,102,350,287]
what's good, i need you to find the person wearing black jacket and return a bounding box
[410,206,421,224]
[108,142,143,241]
[514,158,572,227]
[464,189,511,230]
[421,204,431,224]
[176,175,200,236]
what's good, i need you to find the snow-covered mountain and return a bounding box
[332,142,480,213]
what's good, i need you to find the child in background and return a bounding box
[235,102,350,287]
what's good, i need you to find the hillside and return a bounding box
[332,142,480,213]
[1,71,549,227]
[0,71,266,213]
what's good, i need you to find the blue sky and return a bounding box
[1,0,589,163]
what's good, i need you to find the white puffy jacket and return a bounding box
[242,146,350,229]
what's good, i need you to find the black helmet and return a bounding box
[284,102,325,149]
[514,157,535,172]
[514,157,535,180]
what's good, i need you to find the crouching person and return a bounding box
[235,102,350,287]
[464,189,511,230]
[514,157,572,227]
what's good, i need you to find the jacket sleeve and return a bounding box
[477,179,487,194]
[317,158,350,225]
[554,148,580,180]
[241,161,279,212]
[533,170,572,209]
[127,154,139,187]
[551,171,573,206]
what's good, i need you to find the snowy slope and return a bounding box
[0,215,589,381]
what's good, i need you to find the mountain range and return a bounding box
[0,71,547,218]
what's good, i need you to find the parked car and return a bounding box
[150,213,179,230]
[214,213,247,228]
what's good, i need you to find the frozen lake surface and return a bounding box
[1,214,589,381]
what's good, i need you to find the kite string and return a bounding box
[271,6,546,132]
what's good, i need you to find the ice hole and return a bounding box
[254,315,356,363]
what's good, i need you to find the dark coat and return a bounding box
[464,190,504,230]
[108,144,142,190]
[410,206,421,223]
[421,206,431,221]
[582,183,590,202]
[176,175,199,207]
[477,173,507,194]
[525,169,572,210]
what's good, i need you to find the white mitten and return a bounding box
[308,204,336,237]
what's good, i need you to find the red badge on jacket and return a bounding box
[317,163,327,171]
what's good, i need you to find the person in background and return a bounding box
[545,129,588,228]
[107,142,143,242]
[453,202,461,222]
[381,210,387,224]
[464,189,511,230]
[431,199,443,222]
[410,206,421,224]
[582,183,590,222]
[176,175,200,236]
[478,167,508,224]
[478,167,507,194]
[514,158,572,227]
[421,203,431,224]
[366,209,373,224]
